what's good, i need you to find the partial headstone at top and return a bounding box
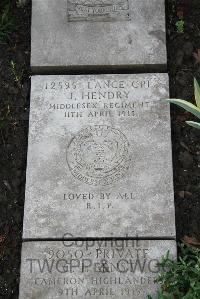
[31,0,167,73]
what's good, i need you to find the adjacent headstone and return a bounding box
[31,0,167,72]
[19,240,176,299]
[23,74,175,239]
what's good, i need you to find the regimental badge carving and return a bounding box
[67,125,130,186]
[67,0,130,22]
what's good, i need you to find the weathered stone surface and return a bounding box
[19,240,176,299]
[31,0,167,72]
[23,74,175,239]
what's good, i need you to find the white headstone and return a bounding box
[23,74,175,239]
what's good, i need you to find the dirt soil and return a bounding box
[0,0,199,298]
[167,0,200,239]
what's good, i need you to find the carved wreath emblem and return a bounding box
[67,125,130,186]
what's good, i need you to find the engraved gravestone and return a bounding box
[31,0,167,72]
[19,240,177,298]
[23,74,175,239]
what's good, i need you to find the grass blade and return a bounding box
[186,121,200,130]
[166,99,200,119]
[194,78,200,108]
